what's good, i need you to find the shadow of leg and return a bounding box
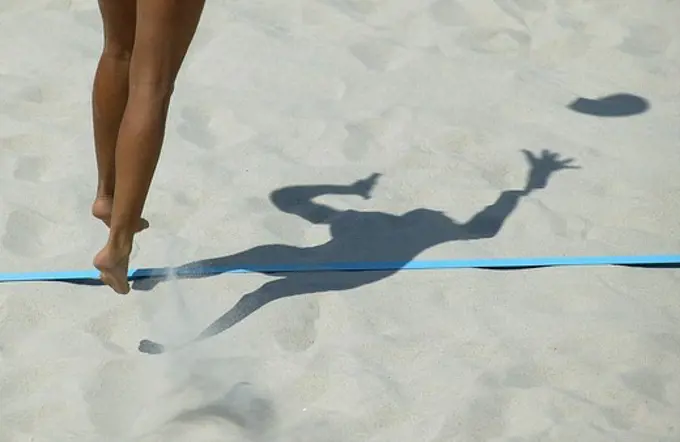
[138,277,300,353]
[132,244,311,291]
[196,286,279,340]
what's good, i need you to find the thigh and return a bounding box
[97,0,137,55]
[129,0,206,88]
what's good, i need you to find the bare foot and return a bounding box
[92,197,149,232]
[94,243,132,294]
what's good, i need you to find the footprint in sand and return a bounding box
[433,391,508,441]
[493,0,547,26]
[342,107,413,163]
[430,0,471,27]
[19,85,43,103]
[85,359,151,438]
[620,368,671,405]
[1,209,52,258]
[173,382,278,437]
[618,24,671,58]
[647,332,680,358]
[432,0,545,28]
[2,74,43,103]
[342,122,373,162]
[349,39,413,72]
[429,0,532,55]
[177,106,218,150]
[458,27,531,55]
[13,155,45,182]
[501,362,544,389]
[274,298,320,352]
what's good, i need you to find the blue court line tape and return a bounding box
[0,254,678,283]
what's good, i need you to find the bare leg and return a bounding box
[94,0,206,294]
[91,0,147,231]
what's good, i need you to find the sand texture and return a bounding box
[1,0,679,441]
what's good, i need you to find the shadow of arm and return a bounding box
[456,150,577,241]
[458,190,525,240]
[269,185,353,224]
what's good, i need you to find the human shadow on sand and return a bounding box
[136,150,577,354]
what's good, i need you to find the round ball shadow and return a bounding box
[568,93,649,117]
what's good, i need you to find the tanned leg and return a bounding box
[94,0,206,294]
[92,0,147,230]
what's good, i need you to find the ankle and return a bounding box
[96,185,115,200]
[107,228,134,254]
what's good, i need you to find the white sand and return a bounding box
[1,0,680,440]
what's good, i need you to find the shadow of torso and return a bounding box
[269,208,465,291]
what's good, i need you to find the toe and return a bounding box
[100,270,131,295]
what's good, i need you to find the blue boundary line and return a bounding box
[0,254,678,283]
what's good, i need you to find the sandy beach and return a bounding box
[1,0,679,440]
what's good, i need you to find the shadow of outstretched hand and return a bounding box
[522,149,579,193]
[350,173,382,200]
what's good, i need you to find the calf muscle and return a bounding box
[93,0,206,294]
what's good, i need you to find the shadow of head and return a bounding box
[567,93,649,117]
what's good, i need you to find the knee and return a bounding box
[128,76,176,106]
[127,53,182,101]
[128,69,176,100]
